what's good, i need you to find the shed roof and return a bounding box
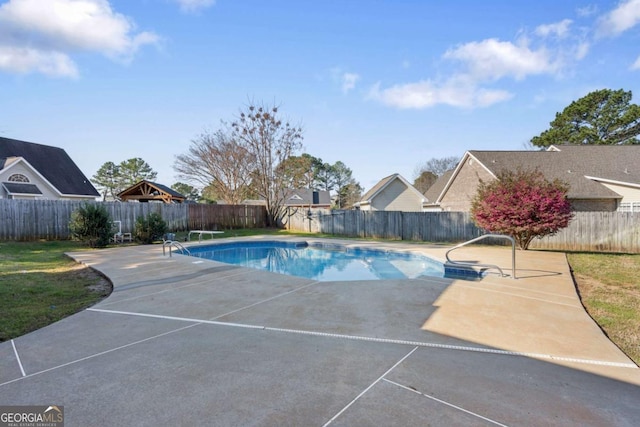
[2,182,43,196]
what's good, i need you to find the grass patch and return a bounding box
[567,252,640,365]
[0,240,111,342]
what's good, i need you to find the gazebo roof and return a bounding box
[117,180,185,203]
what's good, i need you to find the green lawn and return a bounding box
[0,240,111,342]
[567,252,640,365]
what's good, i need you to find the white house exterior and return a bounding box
[0,137,99,200]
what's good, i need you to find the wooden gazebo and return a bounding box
[117,180,185,203]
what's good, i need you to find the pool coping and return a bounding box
[181,238,470,281]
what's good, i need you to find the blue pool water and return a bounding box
[186,241,446,281]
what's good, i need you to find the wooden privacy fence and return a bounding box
[286,209,485,242]
[0,200,266,241]
[2,199,639,252]
[188,204,267,231]
[286,209,640,253]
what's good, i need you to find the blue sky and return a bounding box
[1,0,640,192]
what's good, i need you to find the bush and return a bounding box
[69,204,112,248]
[470,169,574,250]
[134,212,167,244]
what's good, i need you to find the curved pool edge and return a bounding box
[180,236,474,281]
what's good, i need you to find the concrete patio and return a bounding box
[1,236,638,426]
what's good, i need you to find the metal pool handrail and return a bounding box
[162,240,191,257]
[445,234,516,279]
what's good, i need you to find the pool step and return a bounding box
[443,262,485,281]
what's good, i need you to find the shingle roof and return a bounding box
[424,169,454,203]
[360,173,424,203]
[285,189,331,205]
[2,182,43,195]
[147,181,185,199]
[0,136,99,197]
[467,145,640,199]
[360,174,398,202]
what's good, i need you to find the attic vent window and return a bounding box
[8,174,29,183]
[289,195,303,200]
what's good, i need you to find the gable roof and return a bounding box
[117,180,185,203]
[0,136,99,197]
[360,173,425,204]
[436,145,640,203]
[424,169,454,203]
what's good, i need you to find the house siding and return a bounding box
[439,158,494,212]
[599,182,640,204]
[371,179,423,212]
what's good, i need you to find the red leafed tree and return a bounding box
[470,169,574,250]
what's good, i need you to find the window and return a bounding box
[617,202,640,213]
[8,174,29,183]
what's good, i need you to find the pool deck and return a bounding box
[1,236,639,426]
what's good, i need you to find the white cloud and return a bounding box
[577,5,598,17]
[535,19,573,38]
[575,42,590,60]
[330,67,360,93]
[597,0,640,37]
[0,45,78,77]
[370,12,596,110]
[0,0,159,77]
[632,55,640,70]
[444,38,560,81]
[174,0,216,13]
[367,77,513,109]
[341,72,360,93]
[369,32,578,110]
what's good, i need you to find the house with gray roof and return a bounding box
[356,173,426,212]
[0,137,99,200]
[284,189,331,208]
[430,145,640,212]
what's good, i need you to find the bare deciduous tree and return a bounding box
[174,127,256,204]
[413,156,460,179]
[231,102,304,226]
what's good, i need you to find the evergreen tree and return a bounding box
[531,89,640,147]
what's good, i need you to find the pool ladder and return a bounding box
[445,234,516,279]
[162,240,191,257]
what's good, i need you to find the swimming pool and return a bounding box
[185,240,447,281]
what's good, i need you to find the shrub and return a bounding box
[69,204,112,248]
[470,169,574,250]
[134,212,167,244]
